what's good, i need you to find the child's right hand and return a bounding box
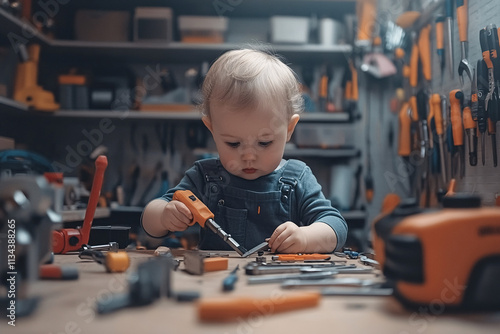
[162,200,194,232]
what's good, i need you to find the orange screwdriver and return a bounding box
[172,190,247,255]
[449,89,465,178]
[271,254,331,262]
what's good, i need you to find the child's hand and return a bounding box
[268,222,308,253]
[162,200,193,232]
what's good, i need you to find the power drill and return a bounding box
[372,195,500,310]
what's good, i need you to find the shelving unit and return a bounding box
[1,1,366,248]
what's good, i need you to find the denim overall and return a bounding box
[197,159,306,251]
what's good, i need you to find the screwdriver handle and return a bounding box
[449,89,464,146]
[350,62,358,101]
[356,0,376,43]
[398,102,412,157]
[432,94,444,135]
[418,24,432,82]
[436,16,444,54]
[456,0,467,42]
[410,42,419,88]
[463,105,475,130]
[173,190,214,228]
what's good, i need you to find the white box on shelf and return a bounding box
[270,16,309,44]
[293,122,353,148]
[134,7,173,42]
[178,16,228,43]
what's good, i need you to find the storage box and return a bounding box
[270,16,309,44]
[75,10,130,42]
[134,7,173,42]
[178,16,228,43]
[226,18,269,43]
[293,123,353,148]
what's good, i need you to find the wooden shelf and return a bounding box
[284,147,358,158]
[0,96,28,114]
[0,8,352,64]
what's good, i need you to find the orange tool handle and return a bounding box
[410,42,419,88]
[463,106,475,130]
[418,25,432,82]
[356,0,377,43]
[172,190,214,228]
[350,62,359,101]
[436,17,444,50]
[456,0,468,43]
[488,118,496,134]
[198,292,321,322]
[274,254,331,261]
[80,155,108,244]
[319,75,328,98]
[409,96,419,122]
[432,94,444,135]
[480,29,493,69]
[345,80,352,100]
[449,90,464,146]
[398,102,412,157]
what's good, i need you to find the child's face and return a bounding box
[203,101,299,180]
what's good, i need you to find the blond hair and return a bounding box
[200,48,303,120]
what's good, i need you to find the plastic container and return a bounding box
[178,16,228,43]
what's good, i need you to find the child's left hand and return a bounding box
[268,222,308,253]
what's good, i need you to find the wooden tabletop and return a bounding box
[10,250,500,334]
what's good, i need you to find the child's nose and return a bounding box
[241,147,257,161]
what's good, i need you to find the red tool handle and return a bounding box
[80,155,108,244]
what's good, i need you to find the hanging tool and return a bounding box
[416,90,430,205]
[449,89,465,178]
[480,26,498,166]
[431,94,448,184]
[52,155,108,254]
[436,15,446,86]
[197,292,320,322]
[13,44,59,111]
[477,59,489,166]
[78,250,130,273]
[222,265,239,291]
[457,0,472,87]
[172,190,247,256]
[355,0,377,49]
[444,0,455,80]
[487,24,500,167]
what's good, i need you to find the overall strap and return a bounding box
[198,158,225,183]
[279,159,306,199]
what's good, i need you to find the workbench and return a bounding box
[9,250,500,334]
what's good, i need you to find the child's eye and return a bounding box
[226,142,240,148]
[259,141,273,147]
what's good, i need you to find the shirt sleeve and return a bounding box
[295,166,348,251]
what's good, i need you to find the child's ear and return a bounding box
[202,116,213,133]
[286,114,300,141]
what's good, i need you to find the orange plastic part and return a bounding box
[203,257,228,272]
[105,252,130,273]
[198,292,321,322]
[394,206,500,306]
[172,190,214,228]
[275,254,331,261]
[449,90,464,146]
